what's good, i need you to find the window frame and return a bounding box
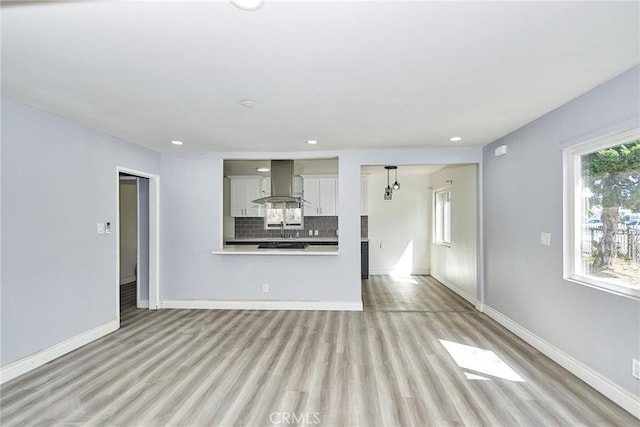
[433,188,451,247]
[563,127,640,300]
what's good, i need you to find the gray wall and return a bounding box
[483,66,640,397]
[1,98,160,366]
[160,148,481,302]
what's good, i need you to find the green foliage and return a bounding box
[586,139,640,269]
[586,140,640,210]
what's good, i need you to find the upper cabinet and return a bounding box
[302,175,338,216]
[361,175,368,216]
[229,176,263,217]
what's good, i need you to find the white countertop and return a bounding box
[225,237,338,242]
[224,237,369,243]
[213,245,339,256]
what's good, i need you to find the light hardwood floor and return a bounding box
[0,276,636,426]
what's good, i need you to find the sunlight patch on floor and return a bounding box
[439,339,525,382]
[390,275,419,285]
[391,240,415,279]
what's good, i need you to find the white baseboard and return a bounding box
[120,275,136,285]
[482,304,640,419]
[137,299,149,309]
[430,271,478,306]
[368,269,431,276]
[161,299,363,311]
[0,319,119,385]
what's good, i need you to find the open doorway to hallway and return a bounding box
[118,173,150,315]
[360,164,479,311]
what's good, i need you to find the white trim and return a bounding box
[119,275,136,285]
[136,177,141,309]
[161,299,363,311]
[116,166,161,320]
[476,161,485,308]
[482,305,640,419]
[0,320,118,385]
[430,271,478,306]
[137,299,149,309]
[562,127,640,301]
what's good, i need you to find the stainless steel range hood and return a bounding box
[252,160,301,205]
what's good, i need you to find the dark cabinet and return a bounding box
[361,241,369,279]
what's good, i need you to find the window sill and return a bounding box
[565,274,640,301]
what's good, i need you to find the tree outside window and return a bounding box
[570,136,640,296]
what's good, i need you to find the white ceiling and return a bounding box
[224,158,338,176]
[2,1,638,153]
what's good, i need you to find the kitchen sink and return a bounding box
[257,241,310,249]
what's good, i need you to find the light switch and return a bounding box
[540,232,551,246]
[97,223,105,234]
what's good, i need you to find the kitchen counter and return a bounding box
[213,244,339,256]
[225,237,369,244]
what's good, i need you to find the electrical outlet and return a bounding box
[314,230,319,236]
[633,359,640,380]
[263,284,269,293]
[308,230,313,236]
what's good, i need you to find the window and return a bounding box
[265,202,303,230]
[434,190,451,245]
[565,130,640,299]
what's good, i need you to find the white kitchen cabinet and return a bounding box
[361,175,368,215]
[229,176,263,217]
[261,177,271,197]
[302,175,338,216]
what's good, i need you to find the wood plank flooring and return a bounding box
[363,275,474,312]
[1,275,636,426]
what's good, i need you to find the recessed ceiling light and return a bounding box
[230,0,264,12]
[256,167,270,172]
[306,140,318,145]
[449,136,463,142]
[239,99,259,108]
[171,140,184,146]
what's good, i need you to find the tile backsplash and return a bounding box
[234,216,368,239]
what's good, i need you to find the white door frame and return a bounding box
[116,166,160,324]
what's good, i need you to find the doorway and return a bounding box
[119,174,140,312]
[116,166,160,326]
[360,164,480,312]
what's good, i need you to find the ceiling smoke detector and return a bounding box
[239,99,259,108]
[230,0,264,12]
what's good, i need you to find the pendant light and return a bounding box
[392,167,400,190]
[384,166,396,200]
